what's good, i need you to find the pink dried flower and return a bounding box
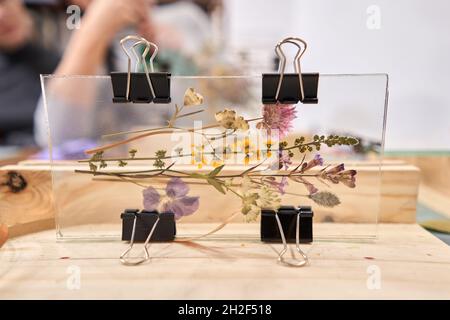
[257,103,297,138]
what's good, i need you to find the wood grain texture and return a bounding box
[0,168,54,237]
[0,223,449,299]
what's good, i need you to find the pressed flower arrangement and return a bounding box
[76,88,359,222]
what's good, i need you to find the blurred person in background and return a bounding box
[0,0,60,145]
[0,0,219,150]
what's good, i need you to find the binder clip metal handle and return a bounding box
[120,35,158,102]
[111,35,171,104]
[262,36,319,104]
[274,212,309,267]
[275,37,307,102]
[120,213,160,266]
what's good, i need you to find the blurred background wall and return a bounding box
[224,0,450,152]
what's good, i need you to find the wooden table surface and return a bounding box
[0,223,449,299]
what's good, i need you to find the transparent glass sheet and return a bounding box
[41,74,388,241]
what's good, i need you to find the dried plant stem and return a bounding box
[78,151,256,163]
[75,169,321,179]
[84,117,263,155]
[282,141,321,151]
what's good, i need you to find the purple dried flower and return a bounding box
[162,196,200,219]
[265,176,289,194]
[303,180,319,195]
[291,176,319,195]
[270,150,293,170]
[320,165,357,188]
[143,187,161,211]
[326,163,345,175]
[301,154,324,172]
[143,177,199,220]
[166,177,189,198]
[338,170,357,188]
[258,103,297,138]
[280,151,293,169]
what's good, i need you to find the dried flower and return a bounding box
[264,176,288,194]
[270,150,293,170]
[240,178,281,221]
[153,150,167,169]
[321,164,357,188]
[291,135,359,153]
[301,154,324,172]
[174,147,183,156]
[118,160,127,167]
[325,163,345,175]
[90,151,104,161]
[257,103,297,138]
[339,170,357,188]
[143,178,199,219]
[143,187,161,211]
[215,109,249,131]
[183,88,204,106]
[129,149,137,158]
[303,179,319,195]
[256,185,281,210]
[89,162,97,172]
[241,192,260,221]
[309,191,341,207]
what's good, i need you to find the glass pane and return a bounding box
[41,74,388,241]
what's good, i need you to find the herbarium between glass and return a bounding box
[41,73,388,241]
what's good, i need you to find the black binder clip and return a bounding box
[262,37,319,104]
[111,35,171,104]
[261,205,313,243]
[120,209,176,266]
[261,205,313,267]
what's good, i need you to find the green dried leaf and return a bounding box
[188,172,207,179]
[208,164,225,177]
[207,178,226,194]
[309,191,341,207]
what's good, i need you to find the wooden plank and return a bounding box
[0,168,54,237]
[418,185,450,219]
[0,162,420,238]
[387,155,450,218]
[0,223,449,299]
[388,156,450,198]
